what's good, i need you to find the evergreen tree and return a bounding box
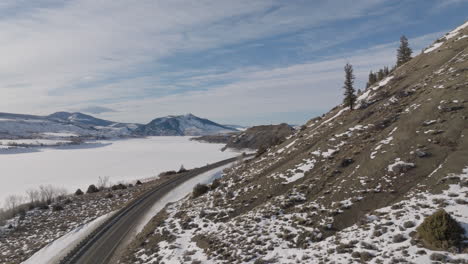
[343,63,357,110]
[366,71,377,88]
[383,66,389,76]
[377,69,384,81]
[397,35,413,66]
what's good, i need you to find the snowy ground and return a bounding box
[22,212,114,264]
[0,137,239,207]
[134,162,236,236]
[131,166,468,264]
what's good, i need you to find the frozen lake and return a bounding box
[0,137,239,207]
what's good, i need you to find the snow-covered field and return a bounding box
[0,137,238,207]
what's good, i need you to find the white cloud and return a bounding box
[431,0,467,10]
[0,0,453,125]
[96,31,442,125]
[0,0,387,115]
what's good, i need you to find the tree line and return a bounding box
[343,35,413,110]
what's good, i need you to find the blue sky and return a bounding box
[0,0,466,125]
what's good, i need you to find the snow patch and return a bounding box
[22,212,114,264]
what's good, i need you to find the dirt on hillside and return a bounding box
[119,22,468,264]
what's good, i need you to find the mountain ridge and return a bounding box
[133,113,237,136]
[0,111,237,139]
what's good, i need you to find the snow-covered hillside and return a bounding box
[134,113,237,136]
[0,112,137,141]
[0,112,235,144]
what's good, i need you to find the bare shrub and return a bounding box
[4,195,24,212]
[38,185,67,204]
[97,176,110,190]
[26,189,40,205]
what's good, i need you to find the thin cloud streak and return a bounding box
[97,31,443,125]
[0,1,388,116]
[0,0,462,125]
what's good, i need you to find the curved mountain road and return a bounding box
[60,156,242,264]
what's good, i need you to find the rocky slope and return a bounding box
[119,22,468,263]
[193,123,295,150]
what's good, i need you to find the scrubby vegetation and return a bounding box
[111,183,128,190]
[210,179,221,190]
[159,170,177,177]
[416,209,465,250]
[192,184,209,198]
[178,165,188,173]
[86,184,99,194]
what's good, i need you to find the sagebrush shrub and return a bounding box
[417,209,464,249]
[192,184,209,198]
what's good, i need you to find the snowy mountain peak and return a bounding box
[134,113,236,136]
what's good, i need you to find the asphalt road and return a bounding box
[62,156,241,264]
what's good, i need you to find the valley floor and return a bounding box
[0,136,239,206]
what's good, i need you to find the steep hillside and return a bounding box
[120,22,468,263]
[134,113,237,136]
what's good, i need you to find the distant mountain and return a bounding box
[0,112,236,139]
[0,112,97,139]
[47,112,116,127]
[0,111,139,139]
[134,113,237,136]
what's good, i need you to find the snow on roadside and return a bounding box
[22,212,115,264]
[133,162,237,236]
